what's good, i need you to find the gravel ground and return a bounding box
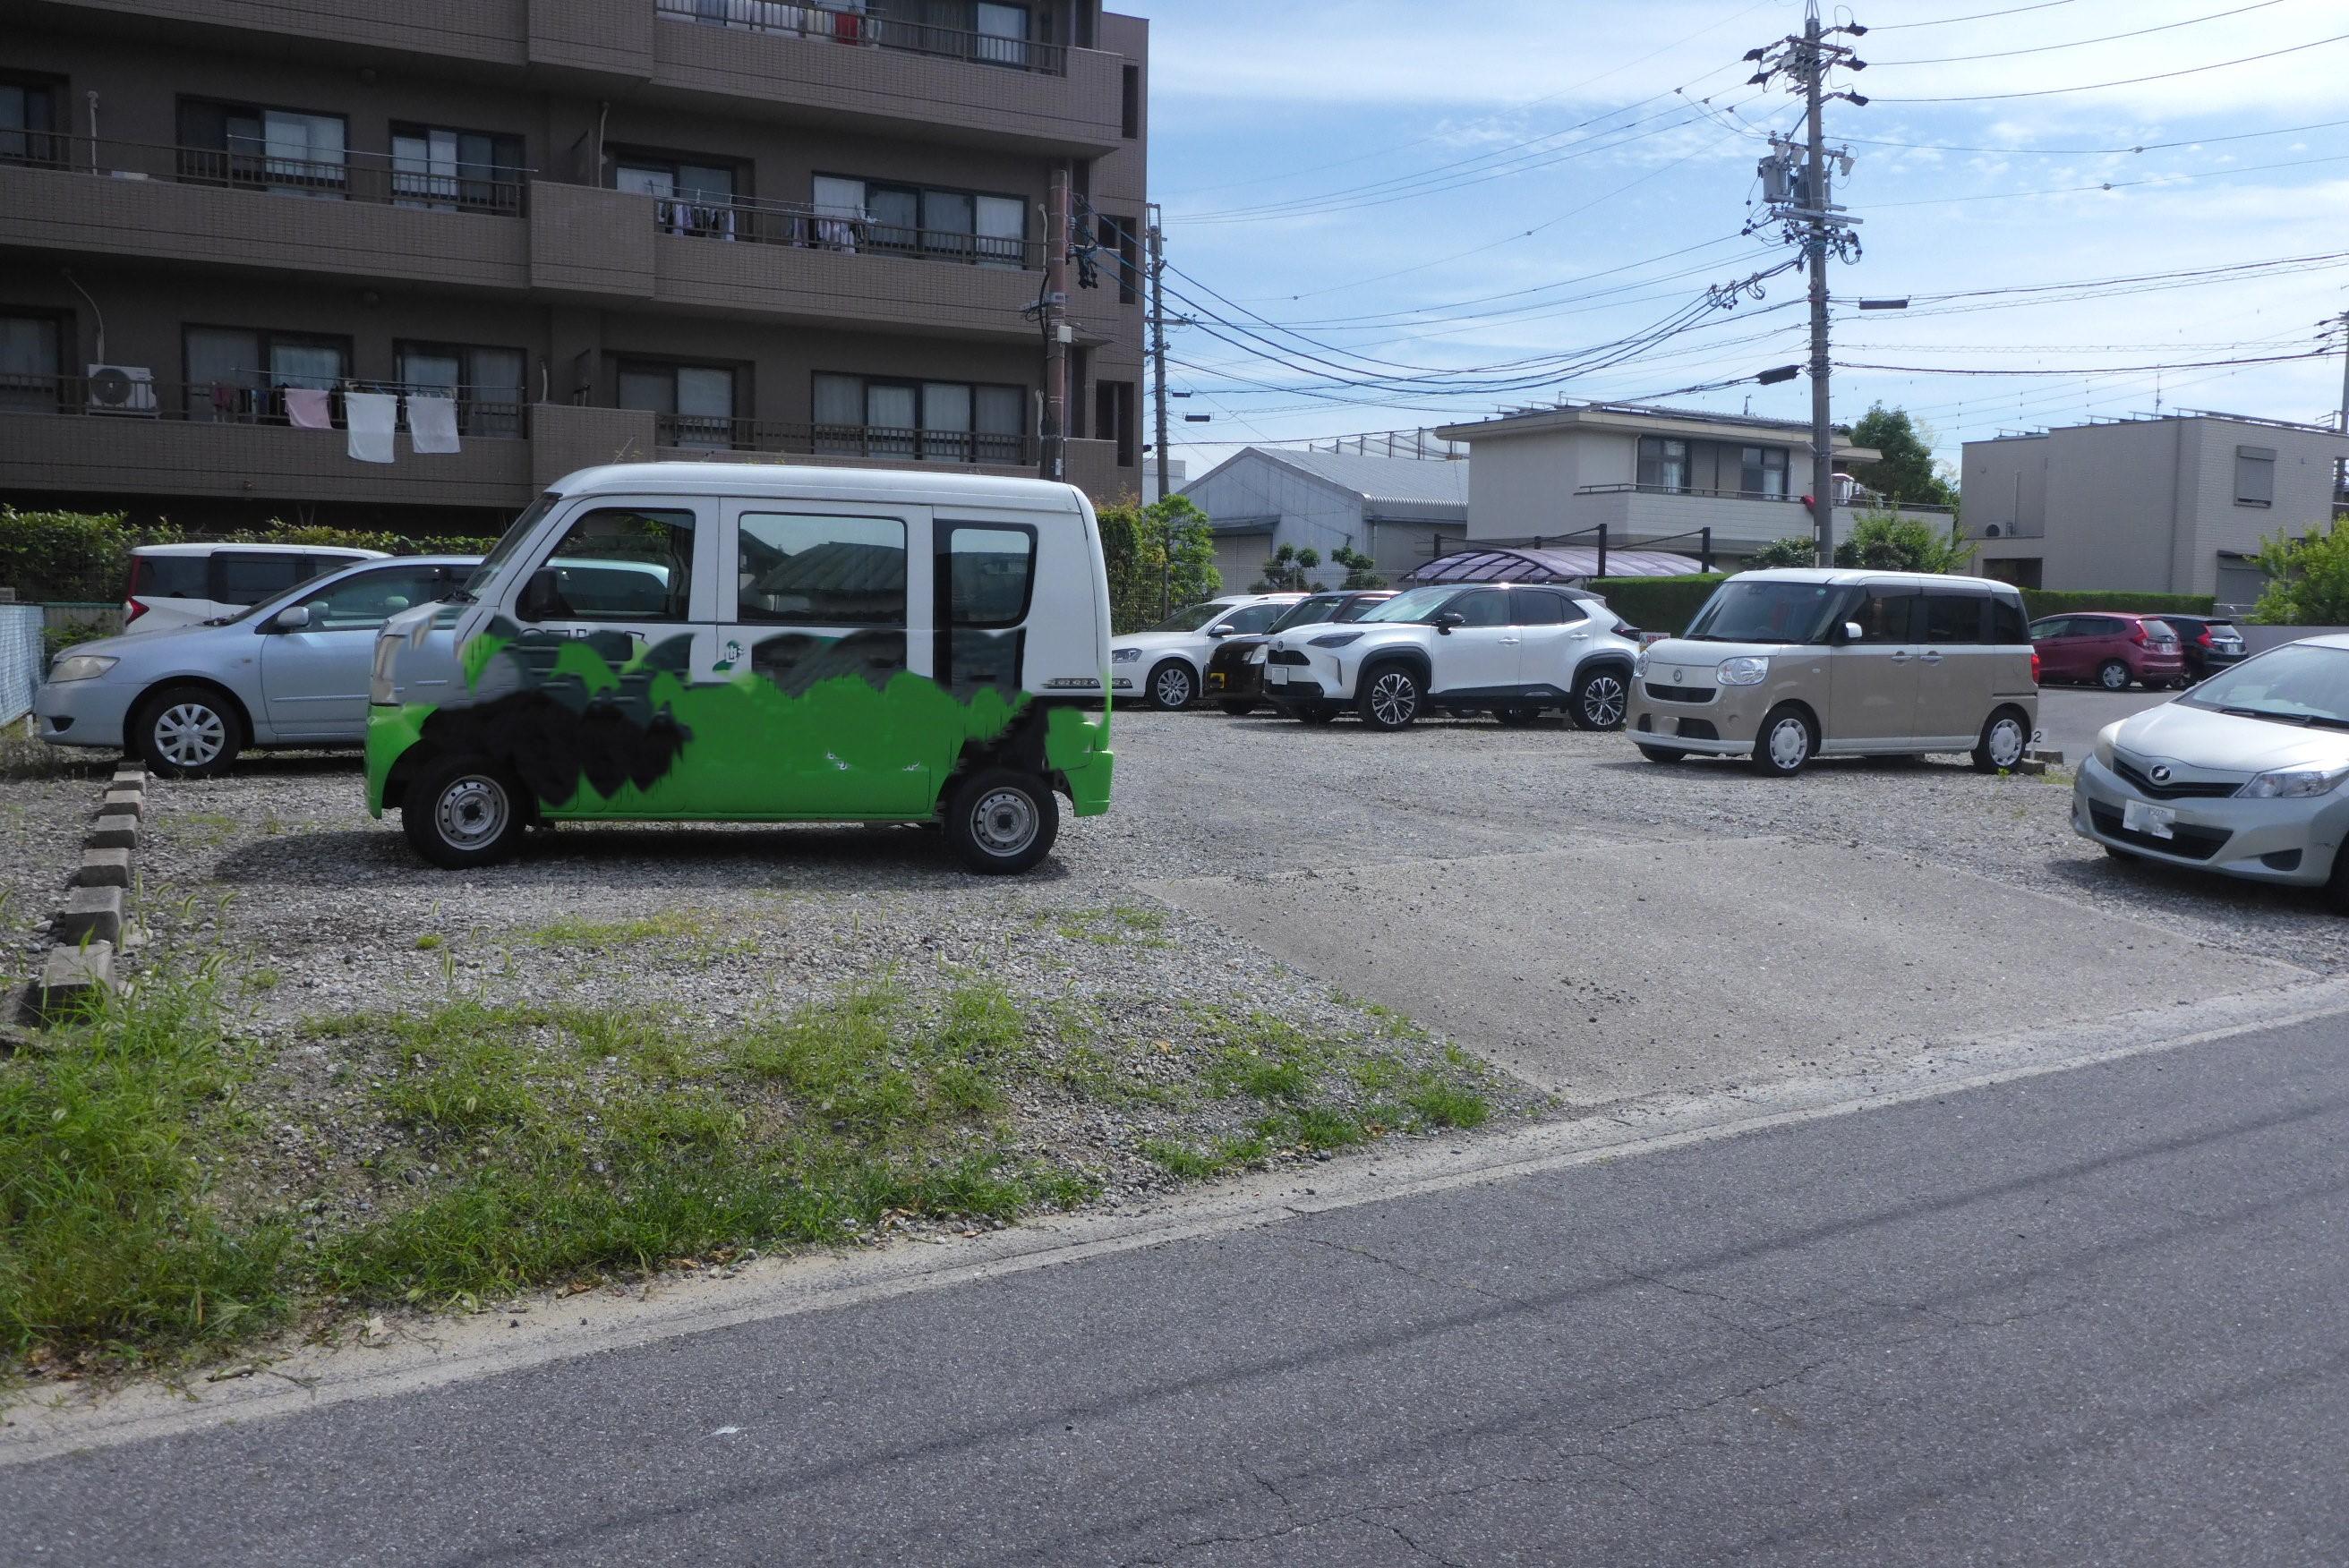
[1,729,117,985]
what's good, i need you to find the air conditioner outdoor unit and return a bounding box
[1985,524,2003,539]
[87,364,159,416]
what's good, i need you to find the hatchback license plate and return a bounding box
[2123,798,2176,839]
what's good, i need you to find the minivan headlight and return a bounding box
[1717,655,1769,686]
[1308,631,1363,648]
[2238,764,2349,799]
[1111,647,1142,663]
[48,654,117,683]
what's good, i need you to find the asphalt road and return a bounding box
[11,1010,2348,1567]
[2035,686,2174,763]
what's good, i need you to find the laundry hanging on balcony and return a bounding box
[346,392,398,464]
[406,394,461,455]
[284,388,334,430]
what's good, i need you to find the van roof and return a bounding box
[1735,567,2022,593]
[132,542,388,558]
[551,462,1091,509]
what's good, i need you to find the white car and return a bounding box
[122,541,388,635]
[1111,593,1306,710]
[1261,581,1641,731]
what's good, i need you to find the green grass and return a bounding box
[414,933,444,951]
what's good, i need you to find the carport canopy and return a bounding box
[1403,545,1704,584]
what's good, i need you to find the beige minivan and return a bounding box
[1629,568,2039,776]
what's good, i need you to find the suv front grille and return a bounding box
[1267,649,1310,667]
[2112,757,2241,800]
[1646,681,1715,703]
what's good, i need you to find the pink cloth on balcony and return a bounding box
[345,392,398,464]
[283,388,333,430]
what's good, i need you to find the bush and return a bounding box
[1832,509,1974,574]
[1585,574,1724,635]
[2248,518,2349,626]
[1,507,499,605]
[2020,589,2216,620]
[1099,494,1221,634]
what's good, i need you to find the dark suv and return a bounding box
[1203,589,1394,714]
[2156,615,2248,683]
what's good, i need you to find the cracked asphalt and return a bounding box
[10,1009,2347,1565]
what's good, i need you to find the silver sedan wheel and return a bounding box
[1370,671,1418,727]
[1766,715,1811,771]
[153,703,227,769]
[434,774,511,852]
[1579,674,1627,729]
[969,787,1040,858]
[1986,715,2026,769]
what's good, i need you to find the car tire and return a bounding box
[401,752,526,870]
[1357,664,1422,731]
[1494,705,1542,727]
[132,684,243,779]
[2097,660,2131,691]
[1218,698,1257,717]
[1636,744,1687,764]
[1751,703,1816,778]
[1146,660,1195,712]
[1295,703,1338,726]
[943,767,1058,875]
[1570,667,1630,731]
[1971,705,2030,773]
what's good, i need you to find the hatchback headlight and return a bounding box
[1717,655,1770,686]
[2238,764,2349,799]
[1632,649,1649,677]
[1308,631,1363,648]
[47,654,117,683]
[1111,647,1142,663]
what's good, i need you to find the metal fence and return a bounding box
[0,371,529,438]
[655,0,1068,73]
[5,133,530,215]
[0,604,41,725]
[656,415,1034,466]
[645,192,1038,268]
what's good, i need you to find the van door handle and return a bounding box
[1889,651,1911,663]
[1920,650,1944,664]
[1500,635,1521,645]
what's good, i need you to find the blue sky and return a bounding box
[1114,0,2349,484]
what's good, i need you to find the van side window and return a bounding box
[1850,587,1918,643]
[1921,591,1985,644]
[216,551,312,606]
[738,513,905,625]
[536,507,695,621]
[944,524,1035,627]
[1989,597,2029,643]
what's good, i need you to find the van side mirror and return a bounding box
[1434,611,1465,635]
[271,604,311,632]
[1839,620,1864,644]
[517,567,561,622]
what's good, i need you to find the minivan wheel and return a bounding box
[1358,665,1422,731]
[1972,707,2030,773]
[402,753,525,869]
[944,767,1059,875]
[133,684,243,779]
[1751,704,1816,778]
[2097,660,2131,691]
[1146,660,1195,712]
[1571,668,1629,730]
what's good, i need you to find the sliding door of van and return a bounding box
[1915,585,1994,746]
[1825,584,1920,746]
[713,499,937,817]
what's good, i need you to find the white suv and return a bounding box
[1111,592,1306,710]
[1261,581,1640,730]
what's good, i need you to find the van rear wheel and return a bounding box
[403,753,525,869]
[1972,706,2030,773]
[944,768,1059,875]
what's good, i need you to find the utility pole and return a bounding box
[2333,310,2349,434]
[1800,11,1834,568]
[1149,208,1172,505]
[1041,168,1071,485]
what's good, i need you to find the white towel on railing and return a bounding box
[346,392,398,463]
[284,388,333,430]
[406,394,461,455]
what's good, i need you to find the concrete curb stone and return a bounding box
[73,848,132,890]
[88,812,140,850]
[56,886,125,947]
[30,941,115,1024]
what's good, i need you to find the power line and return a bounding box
[1864,149,2349,207]
[1869,0,2288,65]
[1837,349,2333,376]
[1873,29,2349,102]
[1834,115,2349,158]
[1871,0,2078,28]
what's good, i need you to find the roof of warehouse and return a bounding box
[1186,447,1470,513]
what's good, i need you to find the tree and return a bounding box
[1098,493,1221,633]
[1330,545,1386,589]
[1748,536,1816,569]
[1832,508,1975,574]
[2249,517,2349,625]
[1847,404,1957,509]
[1254,542,1322,592]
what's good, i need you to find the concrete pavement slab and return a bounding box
[1151,837,2303,1104]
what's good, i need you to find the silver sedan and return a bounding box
[36,555,478,777]
[2073,634,2349,909]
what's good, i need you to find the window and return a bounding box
[1217,603,1287,635]
[814,372,1026,464]
[1739,445,1789,499]
[918,381,969,465]
[1095,379,1135,467]
[177,99,346,198]
[1098,215,1140,303]
[823,175,1029,266]
[618,361,736,448]
[1988,596,2029,643]
[737,513,907,625]
[2029,618,2070,641]
[0,311,62,412]
[1514,590,1587,626]
[183,326,350,420]
[974,2,1030,66]
[0,75,62,166]
[1636,436,1689,492]
[390,124,524,214]
[1122,64,1141,139]
[1848,586,1918,643]
[2235,445,2276,507]
[397,342,527,438]
[945,524,1036,627]
[1921,590,1986,644]
[533,508,696,622]
[1448,590,1511,628]
[291,564,457,630]
[216,552,317,605]
[615,152,741,237]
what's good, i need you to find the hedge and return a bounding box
[1586,575,1725,635]
[0,507,499,604]
[2019,589,2216,620]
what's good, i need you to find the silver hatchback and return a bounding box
[2073,635,2349,909]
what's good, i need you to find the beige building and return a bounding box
[0,0,1149,533]
[1434,402,1935,565]
[1960,413,2349,604]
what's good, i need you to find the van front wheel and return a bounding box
[402,753,526,869]
[944,768,1059,875]
[1751,704,1816,778]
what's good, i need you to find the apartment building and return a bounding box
[1960,412,2349,603]
[0,0,1150,533]
[1435,402,1944,565]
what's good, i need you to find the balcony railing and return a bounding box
[0,371,529,439]
[656,0,1067,74]
[655,414,1035,466]
[642,192,1038,268]
[4,134,529,216]
[1576,481,1954,516]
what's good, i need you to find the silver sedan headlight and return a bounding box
[1717,655,1770,686]
[2238,764,2349,799]
[47,653,118,683]
[2092,721,2122,771]
[1110,647,1142,664]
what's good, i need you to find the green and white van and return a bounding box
[365,463,1115,873]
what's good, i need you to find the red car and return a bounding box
[2027,612,2185,690]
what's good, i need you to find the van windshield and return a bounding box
[1683,579,1848,644]
[459,493,560,600]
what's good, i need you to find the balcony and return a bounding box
[0,136,531,290]
[655,0,1069,74]
[654,413,1037,470]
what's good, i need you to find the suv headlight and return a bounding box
[47,654,117,683]
[1111,647,1142,663]
[2238,764,2349,799]
[1717,655,1770,686]
[1308,631,1363,648]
